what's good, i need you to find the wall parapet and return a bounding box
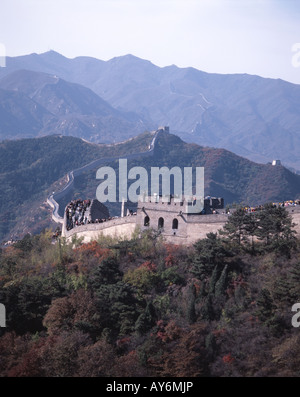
[64,215,137,239]
[186,214,229,223]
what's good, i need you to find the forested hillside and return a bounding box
[0,206,299,377]
[0,133,152,242]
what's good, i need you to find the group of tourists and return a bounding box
[65,199,138,232]
[278,200,300,207]
[242,200,300,214]
[90,217,117,224]
[65,199,91,231]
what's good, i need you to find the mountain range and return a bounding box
[1,51,300,169]
[0,69,152,142]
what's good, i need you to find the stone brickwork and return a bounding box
[64,215,137,243]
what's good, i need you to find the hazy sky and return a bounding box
[1,0,300,84]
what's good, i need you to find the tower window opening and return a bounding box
[172,218,178,230]
[158,217,164,229]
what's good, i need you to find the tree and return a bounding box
[220,207,248,245]
[209,265,219,294]
[40,331,91,377]
[153,322,210,377]
[220,204,297,258]
[43,289,99,338]
[88,256,122,289]
[76,339,116,377]
[256,288,276,326]
[281,262,300,303]
[123,263,158,296]
[187,284,197,325]
[192,233,228,280]
[256,204,297,256]
[201,293,215,321]
[6,337,46,377]
[0,277,52,335]
[95,282,142,339]
[13,233,34,253]
[215,265,228,298]
[135,302,156,334]
[243,212,258,252]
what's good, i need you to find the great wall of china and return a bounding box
[47,127,300,245]
[61,198,300,245]
[62,195,228,244]
[47,127,163,224]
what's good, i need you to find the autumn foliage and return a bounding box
[0,218,300,377]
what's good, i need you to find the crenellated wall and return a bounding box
[64,216,137,243]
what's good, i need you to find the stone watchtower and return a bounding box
[136,195,224,240]
[137,195,188,239]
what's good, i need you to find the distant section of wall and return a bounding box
[47,197,64,224]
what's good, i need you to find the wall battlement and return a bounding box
[64,215,137,241]
[138,195,223,214]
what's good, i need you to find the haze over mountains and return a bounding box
[1,50,300,169]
